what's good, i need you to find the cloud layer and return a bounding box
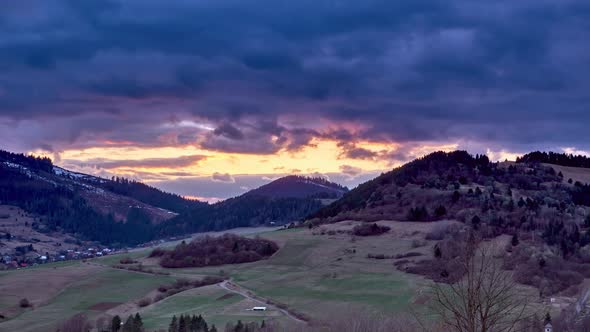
[1,0,589,198]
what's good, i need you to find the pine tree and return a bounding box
[178,315,187,332]
[234,320,244,332]
[133,313,143,332]
[511,233,519,246]
[471,215,481,230]
[169,315,178,332]
[544,312,552,325]
[210,325,217,332]
[475,187,482,196]
[189,315,198,332]
[452,190,461,203]
[434,245,442,259]
[122,315,135,332]
[434,205,447,218]
[112,315,122,332]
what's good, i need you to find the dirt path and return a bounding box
[85,261,307,325]
[219,280,307,324]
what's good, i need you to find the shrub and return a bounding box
[407,206,429,221]
[367,253,392,259]
[19,298,30,308]
[434,205,447,218]
[137,298,151,307]
[119,257,137,264]
[148,248,166,258]
[352,223,390,236]
[394,252,423,259]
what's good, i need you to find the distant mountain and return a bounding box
[157,176,348,236]
[0,150,348,244]
[245,175,348,199]
[0,149,205,245]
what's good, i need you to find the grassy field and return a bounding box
[0,266,174,331]
[104,222,435,322]
[0,222,439,331]
[138,285,285,330]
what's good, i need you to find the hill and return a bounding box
[0,150,347,246]
[308,150,590,295]
[0,150,205,246]
[245,175,348,199]
[157,176,348,236]
[516,151,590,168]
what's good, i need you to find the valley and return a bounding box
[3,150,590,331]
[0,222,437,331]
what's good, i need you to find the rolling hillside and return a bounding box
[0,150,205,245]
[0,150,349,246]
[157,176,349,236]
[308,150,590,296]
[245,175,348,199]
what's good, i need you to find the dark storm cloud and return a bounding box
[1,0,590,154]
[337,143,378,160]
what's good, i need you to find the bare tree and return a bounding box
[429,237,529,332]
[56,313,92,332]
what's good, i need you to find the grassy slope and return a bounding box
[138,285,279,330]
[112,224,427,322]
[0,224,430,331]
[0,264,173,332]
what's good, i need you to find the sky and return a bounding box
[1,0,589,201]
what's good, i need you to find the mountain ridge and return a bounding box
[0,149,349,245]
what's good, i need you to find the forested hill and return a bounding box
[245,175,348,199]
[307,151,590,297]
[156,176,348,236]
[0,149,204,245]
[0,150,346,244]
[516,151,590,168]
[309,150,590,224]
[310,151,492,221]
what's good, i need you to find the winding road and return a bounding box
[219,280,307,324]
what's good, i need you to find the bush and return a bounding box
[137,298,151,307]
[407,206,429,221]
[352,223,390,236]
[148,248,166,258]
[119,257,137,264]
[394,252,423,259]
[19,298,30,308]
[367,253,392,259]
